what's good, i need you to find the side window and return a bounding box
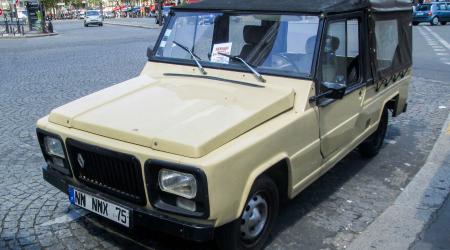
[320,18,360,88]
[374,19,398,71]
[438,4,447,11]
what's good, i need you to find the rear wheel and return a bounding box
[359,107,388,158]
[412,21,419,26]
[215,175,279,250]
[431,17,439,26]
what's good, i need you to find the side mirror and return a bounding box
[147,45,155,59]
[321,82,347,100]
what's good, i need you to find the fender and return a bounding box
[235,153,291,219]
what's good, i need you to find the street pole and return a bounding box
[157,0,161,26]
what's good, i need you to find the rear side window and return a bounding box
[417,5,431,11]
[438,4,447,11]
[374,19,398,71]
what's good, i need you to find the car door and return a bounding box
[317,15,366,159]
[437,3,446,21]
[444,3,450,21]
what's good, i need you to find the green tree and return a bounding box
[88,0,101,7]
[40,0,57,9]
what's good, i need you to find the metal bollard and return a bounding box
[5,18,9,33]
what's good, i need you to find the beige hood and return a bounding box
[49,75,294,158]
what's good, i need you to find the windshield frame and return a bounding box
[148,9,323,80]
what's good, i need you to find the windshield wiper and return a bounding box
[219,53,266,83]
[173,41,207,75]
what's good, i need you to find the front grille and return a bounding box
[66,139,146,205]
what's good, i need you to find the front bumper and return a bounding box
[43,166,214,242]
[85,20,102,24]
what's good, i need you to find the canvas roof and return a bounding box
[175,0,412,13]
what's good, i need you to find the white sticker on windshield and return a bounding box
[160,41,167,48]
[211,43,233,64]
[164,29,172,37]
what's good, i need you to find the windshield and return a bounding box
[86,11,100,16]
[154,12,320,78]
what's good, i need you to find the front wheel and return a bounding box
[412,21,419,26]
[441,21,447,25]
[431,17,439,26]
[359,107,388,158]
[215,175,279,250]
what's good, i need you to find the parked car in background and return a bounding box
[413,2,450,25]
[84,10,103,27]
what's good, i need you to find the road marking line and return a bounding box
[39,207,89,227]
[437,53,449,56]
[423,26,450,51]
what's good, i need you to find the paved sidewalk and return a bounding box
[0,32,58,39]
[348,113,450,250]
[103,18,161,29]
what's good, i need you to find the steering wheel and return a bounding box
[271,54,301,73]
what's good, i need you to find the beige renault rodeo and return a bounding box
[37,0,412,249]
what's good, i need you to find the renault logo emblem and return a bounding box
[77,153,85,168]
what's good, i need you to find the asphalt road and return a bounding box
[0,20,449,250]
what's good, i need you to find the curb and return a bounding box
[103,22,160,29]
[0,32,58,39]
[348,112,450,250]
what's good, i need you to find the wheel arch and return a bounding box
[385,93,407,117]
[235,155,292,219]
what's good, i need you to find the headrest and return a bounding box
[324,36,340,53]
[305,36,317,54]
[243,25,268,44]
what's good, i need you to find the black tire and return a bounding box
[84,23,88,27]
[359,107,389,158]
[441,21,447,25]
[215,175,279,250]
[431,17,439,26]
[412,21,419,26]
[99,23,103,26]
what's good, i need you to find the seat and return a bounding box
[297,36,317,74]
[321,36,340,83]
[239,25,269,59]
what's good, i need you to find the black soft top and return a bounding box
[175,0,412,13]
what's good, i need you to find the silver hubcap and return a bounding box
[433,18,438,25]
[240,194,268,240]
